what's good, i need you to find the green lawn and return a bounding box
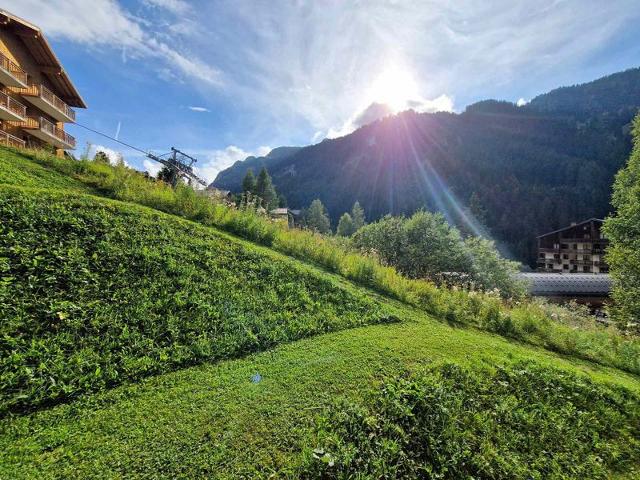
[1,306,638,479]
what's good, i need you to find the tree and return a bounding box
[306,199,331,234]
[157,166,176,185]
[351,210,523,296]
[242,169,257,194]
[603,113,640,331]
[337,212,355,237]
[255,167,278,210]
[93,150,110,164]
[351,201,366,231]
[278,193,288,208]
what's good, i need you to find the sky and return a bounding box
[5,0,640,183]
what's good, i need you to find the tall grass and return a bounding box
[9,146,640,375]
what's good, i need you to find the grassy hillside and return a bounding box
[1,148,640,478]
[0,185,394,413]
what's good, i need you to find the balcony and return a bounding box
[0,129,25,148]
[12,83,75,123]
[0,91,26,122]
[21,116,75,149]
[0,52,28,88]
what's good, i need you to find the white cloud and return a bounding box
[90,144,131,167]
[193,145,272,184]
[3,0,222,86]
[516,98,529,107]
[143,0,190,15]
[326,94,454,139]
[188,106,211,112]
[143,159,162,177]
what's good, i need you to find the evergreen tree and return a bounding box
[351,201,366,231]
[255,167,278,210]
[157,166,176,185]
[93,151,110,164]
[242,169,257,194]
[337,213,356,237]
[603,113,640,332]
[278,193,288,208]
[306,199,331,234]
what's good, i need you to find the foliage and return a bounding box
[351,200,366,231]
[0,186,391,414]
[255,167,278,210]
[93,150,110,164]
[351,210,524,297]
[242,168,256,193]
[4,147,640,378]
[604,113,640,333]
[305,199,332,234]
[336,213,355,237]
[301,362,640,479]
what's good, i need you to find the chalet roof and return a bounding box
[517,273,611,296]
[270,208,290,215]
[0,9,86,108]
[536,218,604,239]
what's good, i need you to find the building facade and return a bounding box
[537,218,609,274]
[0,9,85,154]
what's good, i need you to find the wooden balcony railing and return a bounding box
[0,90,26,118]
[15,83,75,121]
[0,51,28,85]
[0,129,25,148]
[23,116,76,148]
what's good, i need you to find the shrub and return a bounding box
[300,362,640,479]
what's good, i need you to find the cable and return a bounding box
[72,121,150,156]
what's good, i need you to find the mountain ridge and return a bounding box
[212,67,640,265]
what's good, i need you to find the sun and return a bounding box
[366,66,421,112]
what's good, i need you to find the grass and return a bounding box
[1,308,639,479]
[301,361,639,479]
[2,147,640,478]
[0,185,393,414]
[2,146,640,376]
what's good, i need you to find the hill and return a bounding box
[212,67,640,265]
[1,148,640,478]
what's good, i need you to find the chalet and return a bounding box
[537,218,608,274]
[0,9,85,155]
[270,208,302,228]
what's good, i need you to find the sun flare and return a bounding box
[366,66,421,112]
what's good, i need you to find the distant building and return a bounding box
[0,9,85,154]
[537,218,608,274]
[270,208,302,228]
[203,186,232,201]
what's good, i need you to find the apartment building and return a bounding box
[537,218,609,274]
[0,9,85,155]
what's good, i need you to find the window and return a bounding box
[563,254,568,259]
[573,244,578,249]
[583,266,591,273]
[561,243,568,249]
[539,253,545,258]
[563,264,569,270]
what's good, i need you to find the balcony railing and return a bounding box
[0,52,28,86]
[0,90,26,118]
[0,129,25,148]
[14,83,75,122]
[22,116,76,148]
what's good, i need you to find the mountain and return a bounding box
[212,67,640,265]
[212,146,301,191]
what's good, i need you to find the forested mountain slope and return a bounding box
[213,67,640,264]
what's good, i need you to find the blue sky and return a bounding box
[6,0,640,183]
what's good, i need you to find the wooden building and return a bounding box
[537,218,608,274]
[0,9,85,154]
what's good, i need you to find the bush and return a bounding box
[301,362,640,479]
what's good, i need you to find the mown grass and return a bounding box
[4,146,640,378]
[0,185,394,414]
[1,309,639,479]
